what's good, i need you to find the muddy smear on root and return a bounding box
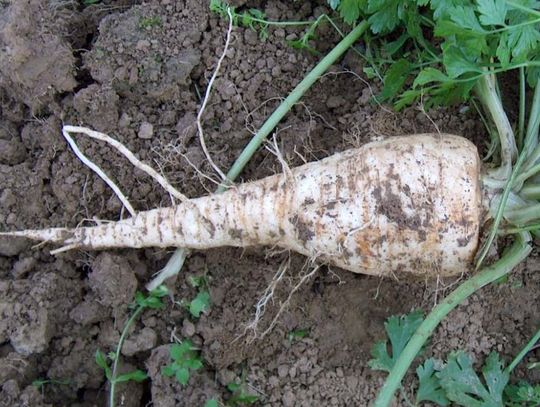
[0,0,538,406]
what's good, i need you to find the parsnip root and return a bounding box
[1,134,482,278]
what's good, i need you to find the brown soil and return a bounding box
[0,0,538,406]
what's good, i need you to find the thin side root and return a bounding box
[62,126,136,216]
[259,263,320,339]
[196,6,234,181]
[242,258,290,339]
[145,249,190,292]
[148,5,234,291]
[63,125,188,203]
[242,258,320,342]
[50,243,80,255]
[265,134,294,182]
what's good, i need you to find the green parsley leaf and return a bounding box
[508,25,540,62]
[416,358,450,405]
[115,369,148,383]
[442,44,483,77]
[496,31,512,66]
[526,54,540,86]
[161,365,176,377]
[150,285,169,298]
[379,59,413,101]
[135,290,166,309]
[338,0,367,25]
[477,0,507,26]
[95,350,109,370]
[288,328,310,342]
[164,340,203,386]
[227,382,241,392]
[175,367,190,385]
[383,34,410,56]
[449,5,486,33]
[368,0,403,34]
[430,0,464,19]
[328,0,341,9]
[204,399,219,407]
[189,291,211,318]
[184,358,204,370]
[368,310,424,372]
[437,351,509,407]
[189,275,208,288]
[170,341,194,361]
[505,381,540,405]
[95,349,112,380]
[395,88,423,109]
[413,67,451,86]
[229,393,260,404]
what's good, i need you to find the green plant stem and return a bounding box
[475,81,540,267]
[416,62,540,90]
[471,97,498,161]
[399,388,415,407]
[507,0,540,18]
[516,161,540,185]
[217,20,369,190]
[500,222,540,234]
[524,84,540,151]
[476,73,516,185]
[487,17,540,35]
[519,183,540,200]
[249,13,344,36]
[505,203,540,225]
[518,83,540,171]
[109,305,145,407]
[518,67,526,151]
[245,18,315,26]
[374,236,532,407]
[148,21,369,290]
[477,145,528,268]
[506,326,540,373]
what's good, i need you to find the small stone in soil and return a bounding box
[122,327,157,356]
[0,139,27,165]
[138,122,154,139]
[11,257,36,279]
[282,390,296,407]
[0,236,31,257]
[181,319,196,337]
[278,364,288,378]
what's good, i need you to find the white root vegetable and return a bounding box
[1,134,482,277]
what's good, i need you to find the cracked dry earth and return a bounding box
[0,0,538,406]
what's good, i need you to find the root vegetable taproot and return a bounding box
[1,133,483,277]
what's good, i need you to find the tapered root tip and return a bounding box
[0,228,78,251]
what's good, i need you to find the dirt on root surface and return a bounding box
[0,0,538,406]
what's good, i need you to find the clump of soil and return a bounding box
[0,0,77,114]
[0,0,538,406]
[84,2,205,103]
